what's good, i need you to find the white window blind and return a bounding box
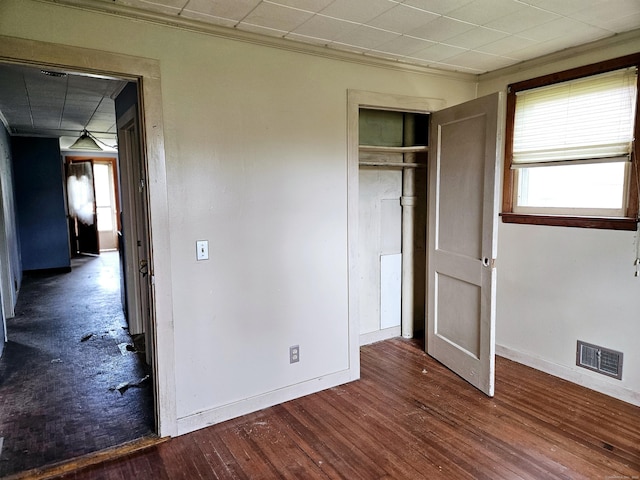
[512,67,638,168]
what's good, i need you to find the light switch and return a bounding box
[196,240,209,261]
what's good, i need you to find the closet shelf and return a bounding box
[358,161,425,168]
[358,145,429,153]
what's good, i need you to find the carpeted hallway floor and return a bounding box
[0,252,154,477]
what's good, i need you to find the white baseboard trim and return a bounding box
[360,326,401,346]
[496,344,640,407]
[176,369,355,436]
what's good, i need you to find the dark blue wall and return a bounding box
[115,82,138,119]
[11,137,70,271]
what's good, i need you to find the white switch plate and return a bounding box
[196,240,209,261]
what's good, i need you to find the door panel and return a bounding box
[427,92,503,396]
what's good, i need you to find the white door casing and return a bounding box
[427,92,503,397]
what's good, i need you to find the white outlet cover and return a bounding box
[196,240,209,261]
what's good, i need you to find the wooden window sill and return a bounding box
[500,213,639,231]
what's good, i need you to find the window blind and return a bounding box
[512,67,638,168]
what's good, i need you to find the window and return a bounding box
[502,54,640,230]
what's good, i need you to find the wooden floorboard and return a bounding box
[53,338,640,479]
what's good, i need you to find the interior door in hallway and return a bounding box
[427,92,503,396]
[117,101,153,365]
[66,160,99,255]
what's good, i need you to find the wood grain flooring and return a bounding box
[54,338,640,479]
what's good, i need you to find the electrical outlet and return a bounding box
[196,240,209,261]
[289,345,300,364]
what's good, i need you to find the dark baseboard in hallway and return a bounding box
[0,252,154,477]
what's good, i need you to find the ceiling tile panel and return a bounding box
[444,26,508,49]
[409,43,467,62]
[402,0,474,16]
[179,10,237,27]
[269,0,334,12]
[407,16,476,42]
[476,34,536,56]
[291,14,355,40]
[183,0,261,22]
[319,0,395,24]
[444,50,514,71]
[505,39,567,62]
[331,25,399,50]
[518,18,608,43]
[241,2,314,32]
[484,6,561,34]
[596,12,640,32]
[116,0,185,16]
[518,0,602,16]
[373,35,436,55]
[367,4,439,34]
[445,0,524,26]
[571,0,640,26]
[126,0,187,7]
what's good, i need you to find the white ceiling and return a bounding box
[107,0,640,74]
[0,64,125,151]
[1,0,639,151]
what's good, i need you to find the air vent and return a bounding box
[40,70,67,78]
[576,341,623,380]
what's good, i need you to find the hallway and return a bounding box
[0,252,154,477]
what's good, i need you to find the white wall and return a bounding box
[0,0,477,433]
[478,33,640,406]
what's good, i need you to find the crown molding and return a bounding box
[36,0,477,83]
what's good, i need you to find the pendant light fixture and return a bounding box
[69,129,103,151]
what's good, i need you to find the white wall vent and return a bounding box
[576,341,623,380]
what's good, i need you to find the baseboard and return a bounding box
[360,326,401,346]
[176,369,355,436]
[23,266,72,275]
[496,344,640,407]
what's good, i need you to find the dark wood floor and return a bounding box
[54,338,640,479]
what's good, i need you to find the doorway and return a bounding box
[65,156,121,255]
[0,35,175,474]
[347,90,501,398]
[0,36,176,440]
[357,108,429,345]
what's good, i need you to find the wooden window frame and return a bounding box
[502,53,640,231]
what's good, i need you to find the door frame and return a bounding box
[0,35,177,437]
[347,90,446,379]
